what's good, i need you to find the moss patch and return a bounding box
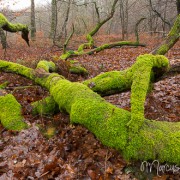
[37,60,56,72]
[0,94,28,131]
[32,96,59,115]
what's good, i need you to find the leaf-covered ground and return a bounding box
[0,34,179,179]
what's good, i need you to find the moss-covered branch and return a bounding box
[0,58,179,164]
[32,96,59,115]
[0,91,28,130]
[60,41,145,60]
[0,13,29,46]
[151,14,180,55]
[77,0,118,52]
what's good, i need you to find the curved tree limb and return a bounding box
[0,13,29,46]
[75,0,118,53]
[135,17,146,43]
[60,41,145,60]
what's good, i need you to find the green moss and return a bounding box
[0,94,28,131]
[37,60,56,72]
[84,71,132,96]
[0,13,29,46]
[60,50,75,60]
[0,81,9,89]
[168,14,180,37]
[0,60,34,80]
[69,65,88,75]
[31,96,59,115]
[49,77,180,164]
[78,44,86,52]
[156,44,169,55]
[0,57,179,164]
[127,54,169,132]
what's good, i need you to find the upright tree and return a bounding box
[50,0,57,41]
[177,0,180,14]
[31,0,36,40]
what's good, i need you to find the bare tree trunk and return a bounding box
[119,0,128,40]
[58,0,72,42]
[31,0,36,41]
[149,0,171,30]
[50,0,57,41]
[177,0,180,14]
[0,29,8,49]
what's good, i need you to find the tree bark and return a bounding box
[0,28,8,49]
[177,0,180,15]
[31,0,36,41]
[50,0,57,40]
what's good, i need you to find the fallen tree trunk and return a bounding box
[0,57,179,165]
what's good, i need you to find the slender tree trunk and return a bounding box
[58,0,72,42]
[0,29,8,49]
[31,0,36,41]
[50,0,57,41]
[177,0,180,14]
[119,0,128,40]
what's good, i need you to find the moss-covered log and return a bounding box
[32,96,59,115]
[0,13,29,46]
[0,91,28,130]
[0,57,179,164]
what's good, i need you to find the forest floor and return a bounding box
[0,34,179,180]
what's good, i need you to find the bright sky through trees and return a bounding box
[0,0,50,10]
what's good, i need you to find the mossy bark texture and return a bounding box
[0,55,179,164]
[0,93,27,130]
[32,96,59,115]
[0,13,29,46]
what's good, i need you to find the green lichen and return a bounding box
[0,94,28,130]
[32,96,59,115]
[37,60,56,72]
